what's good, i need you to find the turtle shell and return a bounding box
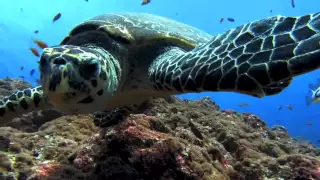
[60,13,212,51]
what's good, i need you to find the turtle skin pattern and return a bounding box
[0,86,51,125]
[149,13,320,97]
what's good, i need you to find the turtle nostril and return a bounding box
[53,58,67,65]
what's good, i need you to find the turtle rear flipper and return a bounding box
[149,13,320,98]
[0,86,52,125]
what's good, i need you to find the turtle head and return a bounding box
[39,45,120,114]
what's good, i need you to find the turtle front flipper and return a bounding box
[149,12,320,97]
[263,78,292,95]
[0,86,53,125]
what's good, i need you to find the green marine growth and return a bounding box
[0,12,320,127]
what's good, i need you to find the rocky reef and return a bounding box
[1,78,320,180]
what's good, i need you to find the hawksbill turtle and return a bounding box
[0,12,320,127]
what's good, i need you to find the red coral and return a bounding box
[114,114,168,141]
[37,163,61,177]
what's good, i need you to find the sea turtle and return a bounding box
[0,12,320,127]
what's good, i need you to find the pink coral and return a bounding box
[73,147,94,170]
[114,114,168,141]
[312,167,320,178]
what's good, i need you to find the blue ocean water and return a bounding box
[0,0,319,144]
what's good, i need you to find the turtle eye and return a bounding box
[79,59,101,80]
[86,61,100,76]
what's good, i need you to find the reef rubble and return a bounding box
[0,78,320,180]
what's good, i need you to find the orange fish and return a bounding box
[34,40,48,49]
[141,0,150,5]
[30,48,40,57]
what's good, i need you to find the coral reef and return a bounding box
[0,78,31,99]
[1,78,320,180]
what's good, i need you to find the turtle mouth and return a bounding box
[40,58,96,106]
[41,65,92,106]
[45,91,92,106]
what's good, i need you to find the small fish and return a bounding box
[30,69,35,76]
[306,122,313,126]
[270,9,273,13]
[220,18,224,23]
[176,12,178,16]
[141,0,150,5]
[34,30,39,34]
[20,66,24,71]
[34,40,48,49]
[20,8,23,12]
[291,0,295,8]
[306,79,320,106]
[30,48,40,57]
[53,13,61,22]
[85,0,88,1]
[286,105,293,110]
[278,105,282,110]
[5,76,9,80]
[239,103,249,107]
[227,18,235,22]
[19,76,25,79]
